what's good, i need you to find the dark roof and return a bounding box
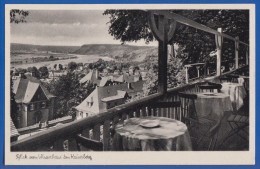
[76,80,144,114]
[13,75,55,103]
[123,74,141,83]
[11,119,19,137]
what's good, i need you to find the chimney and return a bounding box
[128,83,131,89]
[95,70,99,79]
[32,71,36,77]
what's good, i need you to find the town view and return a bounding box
[10,9,250,153]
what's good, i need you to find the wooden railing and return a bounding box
[11,66,249,152]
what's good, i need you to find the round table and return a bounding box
[195,92,233,119]
[112,117,192,151]
[194,92,234,149]
[220,82,247,110]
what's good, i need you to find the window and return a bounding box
[30,104,35,111]
[41,102,46,108]
[87,102,93,108]
[80,112,83,118]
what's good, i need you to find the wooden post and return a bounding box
[148,11,176,94]
[235,36,239,69]
[185,66,189,84]
[170,44,175,58]
[215,28,223,76]
[157,16,169,94]
[246,47,249,65]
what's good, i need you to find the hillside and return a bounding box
[11,43,80,54]
[73,44,157,62]
[11,43,158,62]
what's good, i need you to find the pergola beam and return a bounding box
[151,10,249,47]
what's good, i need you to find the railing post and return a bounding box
[246,46,249,65]
[170,44,175,58]
[215,28,223,76]
[196,66,200,78]
[235,36,239,69]
[185,66,189,83]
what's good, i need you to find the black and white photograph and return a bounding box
[5,4,255,165]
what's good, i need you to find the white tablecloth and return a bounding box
[238,76,249,90]
[221,82,247,110]
[195,93,233,120]
[113,117,192,151]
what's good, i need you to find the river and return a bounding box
[11,53,114,69]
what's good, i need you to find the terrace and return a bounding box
[11,10,250,151]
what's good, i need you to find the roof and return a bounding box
[113,75,124,83]
[11,119,19,137]
[80,71,93,83]
[80,70,101,86]
[123,74,141,83]
[99,77,109,87]
[75,80,144,114]
[101,90,127,102]
[23,82,40,103]
[13,75,55,103]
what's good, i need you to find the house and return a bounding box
[122,68,129,74]
[140,70,148,80]
[13,73,56,128]
[48,70,68,80]
[74,80,144,120]
[103,68,109,76]
[123,74,142,83]
[79,69,101,86]
[129,66,135,75]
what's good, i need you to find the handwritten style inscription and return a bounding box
[16,153,92,161]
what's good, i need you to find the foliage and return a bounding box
[16,68,27,73]
[68,62,78,71]
[10,9,29,24]
[46,72,95,118]
[167,56,186,88]
[88,59,131,72]
[38,66,49,79]
[103,10,249,64]
[142,63,158,96]
[103,10,153,44]
[27,66,40,78]
[59,64,63,70]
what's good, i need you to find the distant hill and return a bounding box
[11,43,80,54]
[73,44,157,62]
[11,43,158,62]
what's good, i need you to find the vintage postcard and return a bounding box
[5,4,255,165]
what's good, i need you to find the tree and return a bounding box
[59,64,63,70]
[10,9,29,24]
[68,62,78,71]
[47,72,95,118]
[54,64,57,70]
[29,66,40,78]
[103,10,249,64]
[38,66,49,79]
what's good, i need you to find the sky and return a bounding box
[10,10,157,47]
